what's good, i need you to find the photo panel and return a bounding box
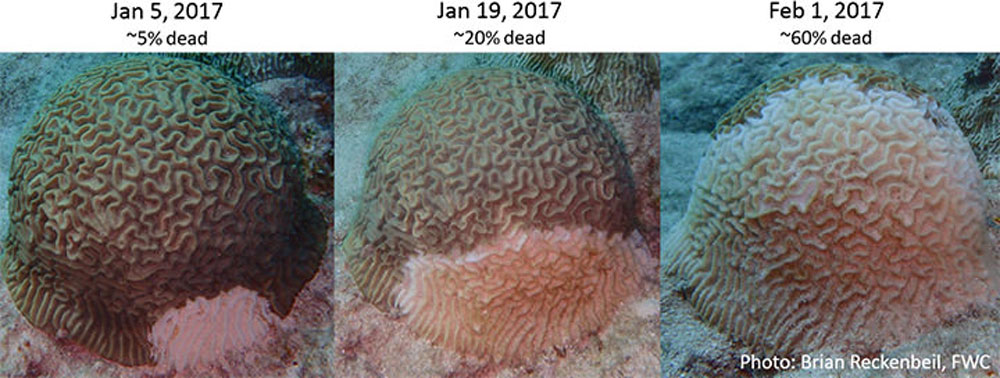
[0,53,333,375]
[661,53,999,376]
[333,53,661,376]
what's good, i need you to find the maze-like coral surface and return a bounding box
[484,53,662,253]
[2,57,326,366]
[714,63,928,137]
[485,53,660,113]
[666,64,995,356]
[345,68,638,310]
[344,68,651,360]
[398,226,650,362]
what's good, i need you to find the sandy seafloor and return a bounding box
[0,53,336,376]
[333,54,661,377]
[660,53,1000,377]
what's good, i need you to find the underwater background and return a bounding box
[660,53,1000,376]
[0,53,334,376]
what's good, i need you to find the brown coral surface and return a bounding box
[484,53,661,251]
[2,57,326,366]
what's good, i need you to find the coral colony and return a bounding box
[3,57,326,367]
[344,68,656,362]
[666,64,995,356]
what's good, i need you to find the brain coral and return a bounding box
[344,68,656,362]
[483,53,662,253]
[665,64,997,356]
[2,57,326,366]
[483,53,660,113]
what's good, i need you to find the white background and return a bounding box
[0,0,333,52]
[0,0,996,51]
